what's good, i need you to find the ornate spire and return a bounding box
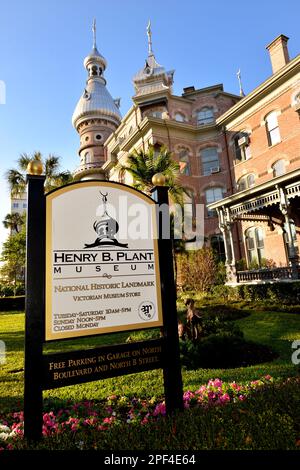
[146,20,153,56]
[237,69,245,97]
[92,18,97,50]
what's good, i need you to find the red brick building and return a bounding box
[72,24,300,282]
[209,35,300,282]
[105,27,241,256]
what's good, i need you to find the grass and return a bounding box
[1,307,300,415]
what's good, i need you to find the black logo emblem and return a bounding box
[138,301,155,321]
[84,192,128,249]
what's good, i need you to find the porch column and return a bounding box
[278,186,299,279]
[218,207,237,283]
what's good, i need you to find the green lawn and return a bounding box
[0,309,300,414]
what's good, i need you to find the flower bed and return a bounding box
[0,376,274,450]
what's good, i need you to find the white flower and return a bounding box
[76,440,84,450]
[0,432,9,441]
[0,425,10,433]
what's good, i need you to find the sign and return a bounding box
[24,177,183,441]
[42,338,164,389]
[45,182,163,340]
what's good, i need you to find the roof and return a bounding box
[72,78,122,128]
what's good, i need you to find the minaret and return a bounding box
[132,20,174,101]
[72,20,122,180]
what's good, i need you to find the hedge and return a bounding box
[212,281,300,305]
[0,296,25,312]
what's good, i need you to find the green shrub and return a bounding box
[211,281,300,306]
[200,304,250,321]
[180,333,277,370]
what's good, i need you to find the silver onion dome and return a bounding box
[72,79,122,128]
[72,20,121,129]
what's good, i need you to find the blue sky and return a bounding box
[0,0,300,248]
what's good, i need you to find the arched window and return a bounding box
[205,187,225,217]
[265,111,281,146]
[150,110,163,118]
[175,112,185,122]
[184,191,196,219]
[153,143,162,158]
[237,174,255,191]
[245,227,265,267]
[179,149,191,176]
[118,168,126,184]
[197,107,214,125]
[284,220,299,257]
[233,132,251,162]
[272,160,285,177]
[84,151,91,164]
[200,147,219,175]
[210,234,225,262]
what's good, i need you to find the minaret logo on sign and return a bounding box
[84,191,128,249]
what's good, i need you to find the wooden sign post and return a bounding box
[24,172,183,441]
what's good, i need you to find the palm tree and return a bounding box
[6,152,72,196]
[2,213,25,233]
[119,145,188,204]
[120,145,191,298]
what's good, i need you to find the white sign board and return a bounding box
[45,182,163,341]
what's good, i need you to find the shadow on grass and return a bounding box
[0,331,24,352]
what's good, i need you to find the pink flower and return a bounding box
[219,393,230,404]
[153,402,166,416]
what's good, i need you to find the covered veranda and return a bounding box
[207,169,300,284]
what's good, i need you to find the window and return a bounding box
[200,147,219,176]
[205,187,225,217]
[84,151,91,164]
[184,192,196,220]
[118,169,126,184]
[293,92,300,113]
[150,111,163,118]
[284,220,298,258]
[153,143,162,158]
[234,132,251,162]
[272,160,285,177]
[175,112,185,122]
[265,111,281,146]
[13,203,19,208]
[245,227,265,267]
[179,149,191,176]
[23,203,27,209]
[197,107,214,125]
[237,174,255,191]
[210,234,225,262]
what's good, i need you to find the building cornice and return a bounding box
[216,53,300,126]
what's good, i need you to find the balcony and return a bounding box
[236,266,299,283]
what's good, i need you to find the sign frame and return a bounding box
[45,181,163,341]
[24,177,183,442]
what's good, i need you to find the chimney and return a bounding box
[266,34,290,74]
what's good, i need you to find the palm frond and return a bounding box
[5,169,26,196]
[17,153,32,171]
[45,155,60,177]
